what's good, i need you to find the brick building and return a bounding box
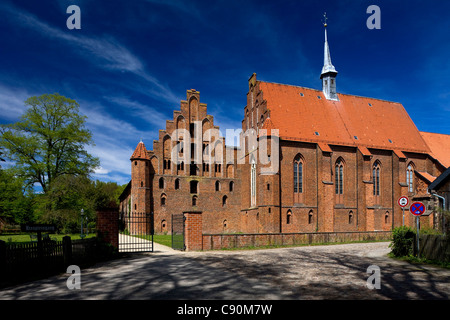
[119,23,449,235]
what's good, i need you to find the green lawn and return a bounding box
[0,233,96,243]
[151,234,172,247]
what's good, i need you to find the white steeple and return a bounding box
[320,13,339,101]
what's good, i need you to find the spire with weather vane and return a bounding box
[320,12,339,101]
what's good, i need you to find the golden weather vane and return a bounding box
[323,12,328,27]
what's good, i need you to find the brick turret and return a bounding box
[130,141,151,213]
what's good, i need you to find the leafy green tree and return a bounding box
[36,174,95,233]
[0,147,5,167]
[0,168,35,225]
[0,93,99,193]
[35,175,124,232]
[93,180,124,210]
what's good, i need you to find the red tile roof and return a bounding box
[416,171,436,184]
[420,131,450,168]
[130,141,150,160]
[259,81,432,154]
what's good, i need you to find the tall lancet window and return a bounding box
[251,158,256,207]
[373,161,381,204]
[406,164,414,193]
[294,154,304,203]
[335,159,344,204]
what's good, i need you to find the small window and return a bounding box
[175,178,180,190]
[385,211,389,224]
[215,180,221,192]
[317,96,322,99]
[222,195,227,207]
[314,132,320,136]
[229,181,234,192]
[192,195,198,206]
[368,103,372,107]
[141,181,143,187]
[267,183,270,191]
[388,139,393,143]
[287,210,292,224]
[299,92,304,97]
[308,210,313,224]
[159,177,164,189]
[354,136,358,140]
[349,211,353,224]
[134,161,137,166]
[190,180,198,194]
[134,204,137,210]
[161,194,167,206]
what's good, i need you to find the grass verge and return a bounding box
[387,252,450,269]
[0,233,96,243]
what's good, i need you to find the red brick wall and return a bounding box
[202,231,392,250]
[184,211,203,251]
[97,210,119,249]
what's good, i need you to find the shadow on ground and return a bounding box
[0,243,449,300]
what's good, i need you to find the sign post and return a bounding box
[410,201,425,258]
[398,196,409,226]
[21,224,57,241]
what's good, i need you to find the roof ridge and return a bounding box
[420,131,450,136]
[259,80,320,92]
[259,80,402,104]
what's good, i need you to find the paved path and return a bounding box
[0,242,449,300]
[118,233,155,252]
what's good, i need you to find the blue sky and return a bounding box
[0,0,449,186]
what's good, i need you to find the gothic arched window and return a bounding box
[335,158,344,204]
[251,158,257,207]
[373,161,381,204]
[407,163,414,193]
[294,155,304,203]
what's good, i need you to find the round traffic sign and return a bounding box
[398,196,409,208]
[410,201,425,216]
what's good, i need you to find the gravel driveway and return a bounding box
[0,242,448,300]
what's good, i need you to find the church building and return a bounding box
[119,22,450,235]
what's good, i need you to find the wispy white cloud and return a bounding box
[0,2,179,105]
[0,85,32,120]
[78,100,155,182]
[105,96,169,128]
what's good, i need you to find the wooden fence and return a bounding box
[0,236,105,288]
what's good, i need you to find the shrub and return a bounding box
[389,226,415,257]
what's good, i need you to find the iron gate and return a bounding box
[119,212,154,252]
[172,214,185,250]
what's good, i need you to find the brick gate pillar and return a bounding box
[183,211,203,251]
[97,209,119,249]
